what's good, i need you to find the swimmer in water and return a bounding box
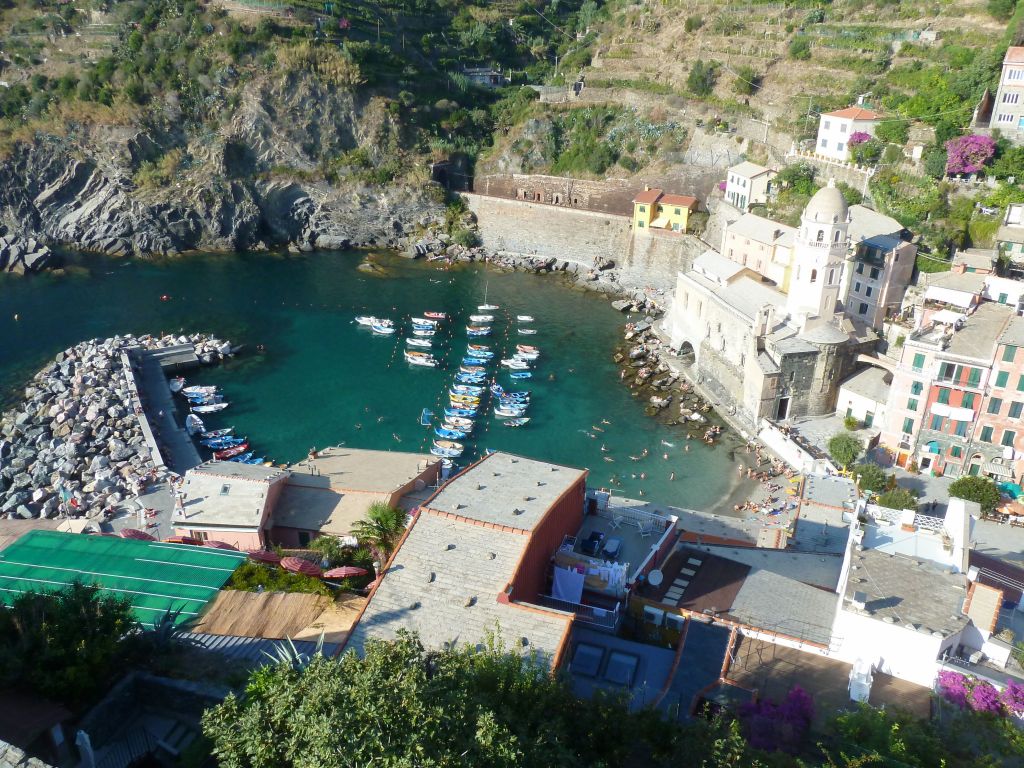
[602,419,611,425]
[601,444,608,452]
[670,471,676,481]
[603,456,615,463]
[392,433,401,442]
[355,423,363,430]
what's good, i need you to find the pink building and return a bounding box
[173,461,290,550]
[966,316,1024,481]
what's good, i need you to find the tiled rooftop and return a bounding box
[843,548,968,638]
[424,452,586,532]
[346,513,571,666]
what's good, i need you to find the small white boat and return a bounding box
[494,405,528,418]
[404,350,438,367]
[185,414,205,436]
[411,317,438,326]
[516,315,534,322]
[424,311,447,320]
[355,315,378,326]
[501,358,531,370]
[182,385,217,396]
[372,324,397,335]
[406,337,433,348]
[517,344,539,354]
[169,377,185,393]
[434,439,464,452]
[192,402,229,413]
[515,351,539,361]
[518,328,538,336]
[412,328,435,337]
[478,304,499,311]
[469,314,494,323]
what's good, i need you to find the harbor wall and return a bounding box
[462,193,705,292]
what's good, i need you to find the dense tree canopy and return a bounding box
[948,475,1002,514]
[827,433,863,470]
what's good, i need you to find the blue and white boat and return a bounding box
[372,323,397,335]
[245,457,267,465]
[456,374,486,384]
[200,428,234,439]
[407,337,432,348]
[412,322,435,331]
[201,435,246,448]
[460,364,487,374]
[444,417,474,431]
[411,328,435,337]
[509,372,532,379]
[495,405,528,418]
[192,402,229,414]
[451,384,486,396]
[228,452,254,463]
[503,417,530,427]
[445,407,477,418]
[466,327,491,337]
[465,349,494,359]
[435,427,468,440]
[420,408,434,426]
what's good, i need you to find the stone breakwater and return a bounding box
[0,333,228,521]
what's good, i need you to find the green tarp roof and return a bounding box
[0,530,246,624]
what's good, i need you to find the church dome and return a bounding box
[803,182,848,224]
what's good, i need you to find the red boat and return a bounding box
[214,442,249,459]
[424,311,447,320]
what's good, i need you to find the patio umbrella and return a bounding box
[203,540,239,550]
[247,549,282,564]
[164,535,202,546]
[119,528,156,541]
[323,566,369,579]
[281,556,322,578]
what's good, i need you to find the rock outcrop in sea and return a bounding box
[0,333,227,521]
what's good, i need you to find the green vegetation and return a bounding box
[949,475,1002,514]
[827,432,862,470]
[685,15,703,33]
[350,500,408,562]
[877,487,919,511]
[687,59,717,97]
[0,582,135,707]
[788,36,812,60]
[843,415,859,431]
[227,560,332,596]
[853,462,892,494]
[732,65,759,96]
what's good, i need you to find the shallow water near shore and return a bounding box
[0,249,743,508]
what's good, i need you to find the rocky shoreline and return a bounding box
[0,333,230,522]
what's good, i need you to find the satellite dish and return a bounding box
[648,569,664,587]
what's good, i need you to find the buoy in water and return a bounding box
[160,295,171,302]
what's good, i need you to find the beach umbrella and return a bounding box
[247,549,282,564]
[323,566,369,579]
[119,528,156,541]
[281,556,322,577]
[203,540,239,551]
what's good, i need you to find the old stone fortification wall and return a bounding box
[473,174,638,215]
[463,192,631,266]
[463,193,706,292]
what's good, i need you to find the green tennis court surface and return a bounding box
[0,530,247,625]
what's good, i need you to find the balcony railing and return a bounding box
[536,595,620,630]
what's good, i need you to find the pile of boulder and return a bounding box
[0,332,230,521]
[0,235,53,274]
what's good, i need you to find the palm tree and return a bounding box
[351,501,408,564]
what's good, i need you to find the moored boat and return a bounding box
[435,427,468,439]
[185,414,205,436]
[469,314,494,323]
[372,323,397,335]
[466,326,492,336]
[494,405,528,418]
[467,344,491,352]
[509,371,532,379]
[501,359,530,370]
[516,315,534,322]
[412,328,435,337]
[433,439,464,452]
[411,317,438,326]
[424,311,447,320]
[406,337,433,348]
[503,417,531,427]
[460,364,487,374]
[228,452,254,463]
[516,344,539,354]
[182,385,217,396]
[200,428,234,439]
[192,402,229,413]
[355,315,378,326]
[214,442,249,459]
[478,303,499,311]
[420,408,434,426]
[169,377,185,393]
[445,407,477,418]
[445,416,475,430]
[518,328,538,335]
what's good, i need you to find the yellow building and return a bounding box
[632,188,699,234]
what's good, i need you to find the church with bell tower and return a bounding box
[786,179,849,329]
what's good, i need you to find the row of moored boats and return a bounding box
[172,377,273,465]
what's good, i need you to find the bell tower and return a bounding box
[786,179,849,326]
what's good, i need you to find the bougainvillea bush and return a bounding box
[740,686,814,752]
[848,131,872,147]
[945,134,997,175]
[937,670,1024,716]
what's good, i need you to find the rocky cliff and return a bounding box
[0,71,447,270]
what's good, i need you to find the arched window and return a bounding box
[833,230,841,243]
[816,230,825,242]
[810,269,818,283]
[828,269,835,284]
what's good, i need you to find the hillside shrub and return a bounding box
[733,65,759,96]
[789,36,812,60]
[685,15,703,32]
[945,134,997,175]
[874,119,909,145]
[988,0,1018,21]
[687,59,717,97]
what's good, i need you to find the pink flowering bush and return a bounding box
[740,686,814,752]
[848,131,872,147]
[1001,679,1024,715]
[938,670,1022,716]
[937,670,970,708]
[945,134,997,175]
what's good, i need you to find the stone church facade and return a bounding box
[664,183,876,431]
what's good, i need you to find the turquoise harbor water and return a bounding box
[0,250,740,507]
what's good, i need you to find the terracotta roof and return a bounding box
[660,194,698,208]
[633,188,662,204]
[1005,46,1024,64]
[824,106,882,121]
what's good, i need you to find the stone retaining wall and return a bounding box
[121,350,165,471]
